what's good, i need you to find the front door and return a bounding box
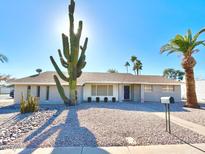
[124,86,130,100]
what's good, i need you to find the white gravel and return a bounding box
[0,102,205,149]
[140,102,205,127]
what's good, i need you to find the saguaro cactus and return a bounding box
[50,0,88,106]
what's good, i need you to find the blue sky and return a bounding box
[0,0,205,78]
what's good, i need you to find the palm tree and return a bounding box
[135,60,143,75]
[124,61,130,73]
[107,69,118,73]
[0,54,8,63]
[160,28,205,108]
[163,68,176,79]
[176,70,185,81]
[131,56,137,74]
[163,68,185,81]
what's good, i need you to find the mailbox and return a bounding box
[160,97,175,104]
[160,96,174,133]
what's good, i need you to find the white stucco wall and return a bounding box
[83,83,119,102]
[134,85,141,102]
[14,83,181,104]
[182,80,205,101]
[14,85,83,104]
[144,85,181,102]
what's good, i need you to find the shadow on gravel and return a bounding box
[77,102,190,113]
[19,106,99,154]
[0,104,19,114]
[171,133,205,153]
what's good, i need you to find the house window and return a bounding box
[27,86,31,97]
[37,86,40,97]
[46,86,49,100]
[108,85,113,96]
[162,85,174,92]
[144,85,153,92]
[91,85,97,96]
[97,85,107,96]
[91,85,113,96]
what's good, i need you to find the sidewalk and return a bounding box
[0,144,205,154]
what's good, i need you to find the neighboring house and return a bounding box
[11,71,181,104]
[0,80,14,94]
[181,80,205,102]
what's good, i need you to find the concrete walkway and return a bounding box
[0,144,205,154]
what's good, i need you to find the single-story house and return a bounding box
[11,71,181,104]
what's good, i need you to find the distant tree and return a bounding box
[124,61,130,73]
[130,56,143,75]
[36,69,42,74]
[0,74,12,81]
[130,56,137,74]
[163,68,185,81]
[135,60,143,75]
[107,69,118,73]
[175,70,185,81]
[0,54,8,63]
[163,68,176,79]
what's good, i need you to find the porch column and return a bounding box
[118,84,123,102]
[140,84,144,103]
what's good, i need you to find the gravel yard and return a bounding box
[0,102,205,149]
[139,102,205,127]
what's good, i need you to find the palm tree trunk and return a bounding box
[137,69,139,75]
[184,67,199,108]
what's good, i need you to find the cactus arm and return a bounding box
[69,0,75,36]
[50,56,69,81]
[76,38,88,78]
[77,21,83,39]
[62,34,70,59]
[80,37,88,52]
[53,75,69,104]
[58,49,68,68]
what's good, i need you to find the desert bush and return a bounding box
[20,95,39,113]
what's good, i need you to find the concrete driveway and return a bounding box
[0,94,18,125]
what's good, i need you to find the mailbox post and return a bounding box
[160,97,175,133]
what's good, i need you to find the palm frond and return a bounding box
[160,43,182,55]
[192,40,205,50]
[0,54,8,63]
[187,29,192,43]
[193,28,205,42]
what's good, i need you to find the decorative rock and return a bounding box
[2,139,8,145]
[10,137,15,141]
[0,110,55,147]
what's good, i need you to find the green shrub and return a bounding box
[20,95,39,113]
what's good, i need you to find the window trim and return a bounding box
[27,85,31,97]
[37,86,40,97]
[144,85,153,93]
[162,85,174,92]
[97,85,108,96]
[91,85,97,96]
[46,86,49,100]
[91,85,113,96]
